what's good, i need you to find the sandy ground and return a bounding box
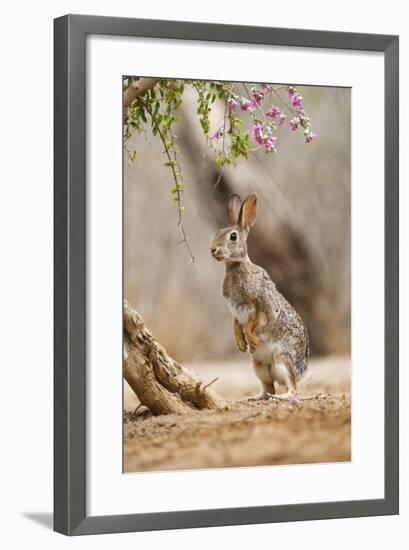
[123,357,351,472]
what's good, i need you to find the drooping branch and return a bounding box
[123,300,226,415]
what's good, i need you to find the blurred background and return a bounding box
[124,83,351,365]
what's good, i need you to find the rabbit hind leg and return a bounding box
[248,360,276,401]
[270,358,296,400]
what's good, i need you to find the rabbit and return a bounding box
[210,193,309,400]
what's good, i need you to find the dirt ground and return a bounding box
[123,357,351,472]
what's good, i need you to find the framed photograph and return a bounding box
[54,14,399,535]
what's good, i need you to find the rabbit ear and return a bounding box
[239,193,258,230]
[228,194,242,225]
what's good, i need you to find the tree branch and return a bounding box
[123,77,161,108]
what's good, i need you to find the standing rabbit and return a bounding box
[210,193,309,400]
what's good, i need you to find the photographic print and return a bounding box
[123,77,351,473]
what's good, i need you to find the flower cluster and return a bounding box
[251,123,277,152]
[288,86,303,108]
[228,89,264,113]
[221,84,317,153]
[266,105,287,126]
[287,86,317,144]
[228,96,257,112]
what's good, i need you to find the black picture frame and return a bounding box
[54,14,399,536]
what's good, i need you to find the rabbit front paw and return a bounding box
[233,318,248,352]
[237,340,248,353]
[246,333,260,354]
[249,342,257,353]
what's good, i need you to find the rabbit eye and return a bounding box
[230,232,238,241]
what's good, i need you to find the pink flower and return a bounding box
[251,124,277,151]
[264,136,277,151]
[289,394,300,404]
[261,83,272,94]
[211,129,222,141]
[289,117,300,131]
[252,91,263,106]
[240,98,254,112]
[251,123,264,145]
[291,93,303,108]
[228,97,239,110]
[266,105,281,118]
[278,113,287,126]
[305,132,318,144]
[288,86,303,108]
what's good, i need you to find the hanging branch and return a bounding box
[138,95,196,264]
[123,79,318,263]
